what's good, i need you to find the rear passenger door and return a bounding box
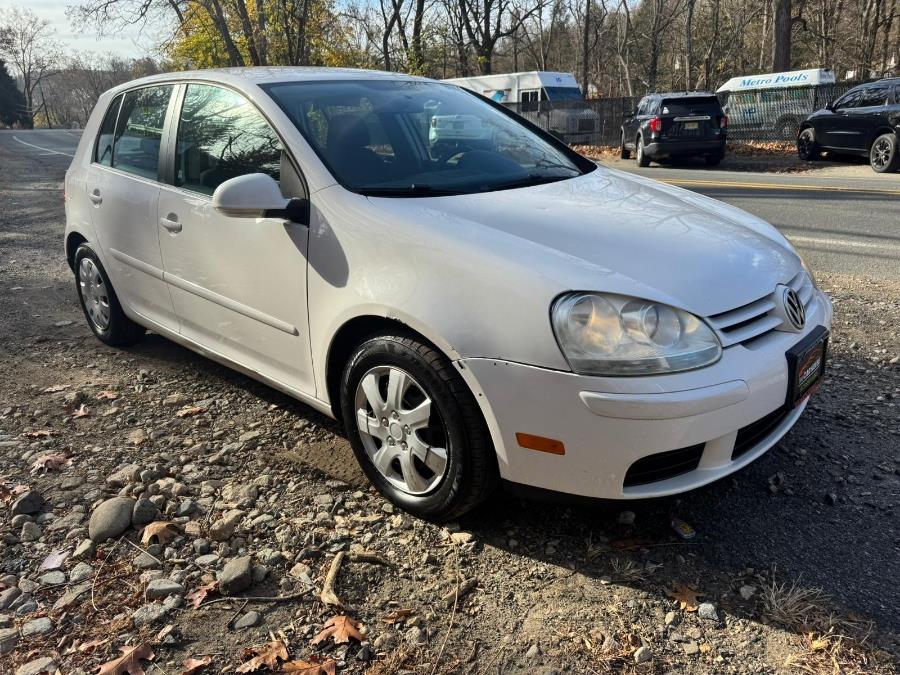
[85,84,179,332]
[156,83,314,396]
[846,85,892,151]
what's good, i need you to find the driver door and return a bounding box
[156,83,315,396]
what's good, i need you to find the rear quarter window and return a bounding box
[94,95,123,166]
[660,97,722,116]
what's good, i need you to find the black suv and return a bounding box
[621,92,727,167]
[797,77,900,173]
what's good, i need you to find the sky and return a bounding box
[24,0,160,59]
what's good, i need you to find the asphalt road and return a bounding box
[2,129,897,281]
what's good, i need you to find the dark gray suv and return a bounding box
[621,92,728,167]
[797,77,900,173]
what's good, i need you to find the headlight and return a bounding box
[551,293,722,376]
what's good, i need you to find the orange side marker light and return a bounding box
[516,433,565,455]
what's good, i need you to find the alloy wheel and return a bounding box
[354,365,449,495]
[871,137,892,171]
[78,257,110,331]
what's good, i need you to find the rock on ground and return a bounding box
[88,497,135,543]
[218,555,253,595]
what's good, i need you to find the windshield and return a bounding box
[262,79,588,197]
[544,87,585,102]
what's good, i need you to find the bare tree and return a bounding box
[772,0,792,69]
[0,7,61,128]
[457,0,540,73]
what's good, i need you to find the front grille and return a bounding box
[623,443,705,487]
[732,407,790,460]
[707,269,815,347]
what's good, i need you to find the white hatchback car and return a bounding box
[65,67,832,520]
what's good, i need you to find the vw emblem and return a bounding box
[783,287,805,330]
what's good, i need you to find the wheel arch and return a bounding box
[325,315,457,421]
[868,126,898,149]
[65,231,89,271]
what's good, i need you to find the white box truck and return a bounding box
[716,68,836,139]
[442,71,600,143]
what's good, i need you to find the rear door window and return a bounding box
[94,94,123,166]
[174,84,283,196]
[856,86,890,108]
[660,97,722,116]
[112,85,173,180]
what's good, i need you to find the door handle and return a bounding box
[159,215,182,233]
[89,190,102,205]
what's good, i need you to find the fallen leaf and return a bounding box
[609,537,651,551]
[72,404,91,418]
[31,453,72,473]
[179,655,213,675]
[282,659,337,674]
[96,390,119,401]
[23,429,53,438]
[78,637,110,652]
[666,583,705,612]
[141,521,181,546]
[176,405,203,418]
[40,549,70,570]
[381,608,413,624]
[97,643,155,675]
[235,640,289,673]
[186,581,219,608]
[42,384,70,393]
[312,615,364,646]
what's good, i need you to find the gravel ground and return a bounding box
[1,142,898,675]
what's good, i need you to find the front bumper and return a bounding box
[457,289,832,500]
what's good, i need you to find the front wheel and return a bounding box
[74,244,145,347]
[797,128,821,161]
[869,133,899,173]
[636,136,650,167]
[340,332,497,521]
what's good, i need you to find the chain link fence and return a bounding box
[502,80,868,147]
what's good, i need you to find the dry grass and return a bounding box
[761,577,897,674]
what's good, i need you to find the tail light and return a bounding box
[648,117,662,133]
[720,115,728,129]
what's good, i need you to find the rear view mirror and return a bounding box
[212,173,308,225]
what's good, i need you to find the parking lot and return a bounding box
[1,129,898,673]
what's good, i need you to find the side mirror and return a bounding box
[824,100,835,111]
[623,111,634,119]
[212,173,308,225]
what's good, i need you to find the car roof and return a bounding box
[106,66,432,96]
[648,91,718,98]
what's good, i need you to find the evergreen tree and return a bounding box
[0,59,26,127]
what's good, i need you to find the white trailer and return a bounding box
[442,71,600,143]
[716,68,837,139]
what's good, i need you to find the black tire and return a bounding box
[620,130,631,159]
[636,135,650,167]
[73,244,145,347]
[797,128,821,161]
[704,153,724,166]
[340,332,497,521]
[869,133,899,173]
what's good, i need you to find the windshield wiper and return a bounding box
[479,173,574,193]
[360,184,463,197]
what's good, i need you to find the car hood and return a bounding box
[368,166,799,317]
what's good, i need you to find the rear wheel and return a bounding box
[74,244,145,347]
[869,133,899,173]
[797,128,821,161]
[636,136,650,167]
[340,332,497,521]
[620,130,631,159]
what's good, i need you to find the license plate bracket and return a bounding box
[785,326,829,407]
[685,121,699,130]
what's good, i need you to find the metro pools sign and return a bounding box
[717,69,836,93]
